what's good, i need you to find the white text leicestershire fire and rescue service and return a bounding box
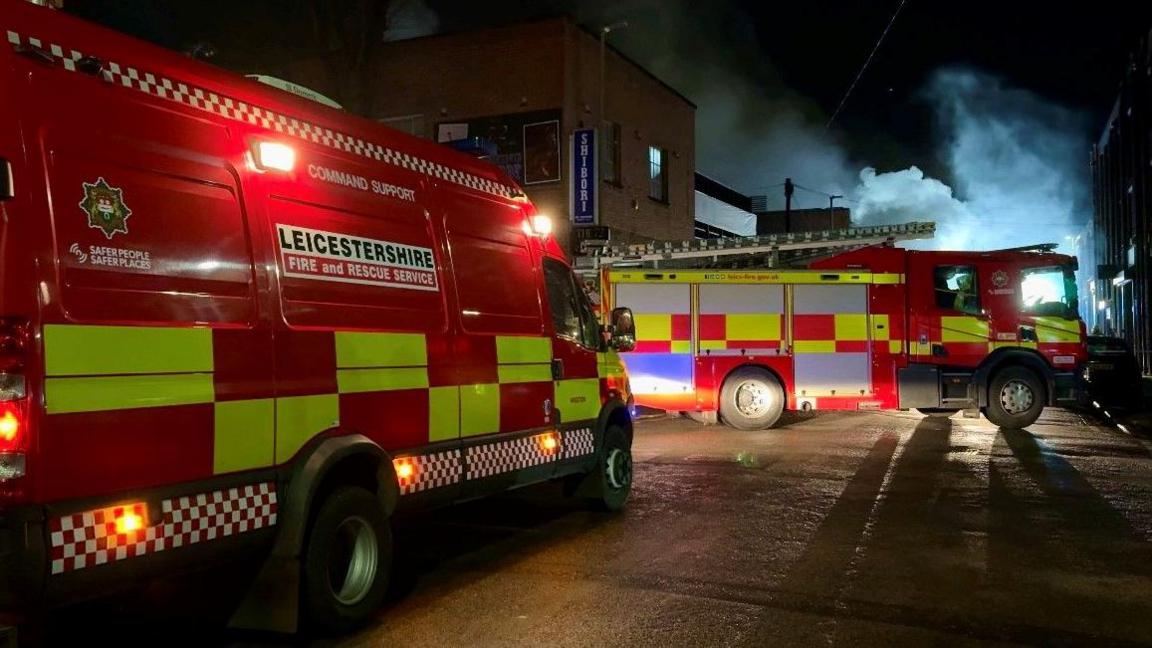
[277,224,438,291]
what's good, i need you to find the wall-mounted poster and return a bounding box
[522,120,561,185]
[436,109,562,185]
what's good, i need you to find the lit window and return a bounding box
[648,146,667,202]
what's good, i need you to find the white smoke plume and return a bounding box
[854,68,1092,252]
[854,166,977,249]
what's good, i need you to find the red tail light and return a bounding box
[0,403,23,453]
[0,401,27,484]
[0,318,31,485]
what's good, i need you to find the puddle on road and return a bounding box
[735,451,760,468]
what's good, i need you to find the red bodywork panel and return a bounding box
[0,1,602,507]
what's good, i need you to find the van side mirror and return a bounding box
[0,160,12,201]
[608,307,636,352]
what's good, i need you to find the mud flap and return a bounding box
[0,624,16,648]
[227,554,300,634]
[684,410,717,425]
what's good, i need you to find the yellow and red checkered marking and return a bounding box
[633,313,691,353]
[792,314,870,353]
[49,482,277,574]
[698,314,783,351]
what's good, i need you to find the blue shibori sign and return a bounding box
[570,128,598,225]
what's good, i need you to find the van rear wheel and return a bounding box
[719,367,785,430]
[302,486,391,634]
[984,366,1045,429]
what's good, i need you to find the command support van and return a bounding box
[0,0,636,633]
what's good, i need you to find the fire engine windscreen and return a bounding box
[1020,266,1079,318]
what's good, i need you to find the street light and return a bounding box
[599,21,629,128]
[828,194,844,229]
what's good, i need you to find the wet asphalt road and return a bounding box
[43,408,1152,646]
[318,408,1152,647]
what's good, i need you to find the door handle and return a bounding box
[1019,327,1038,342]
[932,344,948,357]
[14,44,57,66]
[551,359,564,380]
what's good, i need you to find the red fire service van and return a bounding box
[605,244,1087,430]
[0,0,636,634]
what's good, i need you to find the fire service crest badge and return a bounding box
[79,178,132,239]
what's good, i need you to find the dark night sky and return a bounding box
[421,0,1152,181]
[66,0,1152,219]
[67,1,1151,133]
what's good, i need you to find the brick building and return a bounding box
[756,207,851,235]
[293,18,697,252]
[1090,27,1152,368]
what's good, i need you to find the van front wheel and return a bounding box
[588,425,633,512]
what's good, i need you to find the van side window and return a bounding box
[576,283,602,349]
[544,259,582,341]
[544,259,598,348]
[934,265,980,315]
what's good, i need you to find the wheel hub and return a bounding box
[605,448,633,490]
[999,379,1035,415]
[734,381,770,417]
[327,515,378,606]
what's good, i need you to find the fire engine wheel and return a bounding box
[985,366,1045,429]
[302,486,392,634]
[590,425,633,512]
[719,367,785,431]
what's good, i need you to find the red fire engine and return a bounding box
[603,242,1087,430]
[0,1,636,634]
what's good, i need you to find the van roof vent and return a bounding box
[245,75,343,110]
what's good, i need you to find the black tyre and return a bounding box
[719,367,785,430]
[917,408,959,417]
[985,366,1045,429]
[590,425,633,512]
[302,486,391,634]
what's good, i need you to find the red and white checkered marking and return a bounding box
[6,31,517,200]
[394,449,461,495]
[466,433,558,479]
[49,482,277,575]
[563,427,596,459]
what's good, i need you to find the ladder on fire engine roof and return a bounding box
[574,221,937,270]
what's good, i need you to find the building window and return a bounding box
[648,145,668,203]
[602,122,621,185]
[380,114,425,138]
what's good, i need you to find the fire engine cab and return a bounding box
[604,242,1087,430]
[0,0,636,634]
